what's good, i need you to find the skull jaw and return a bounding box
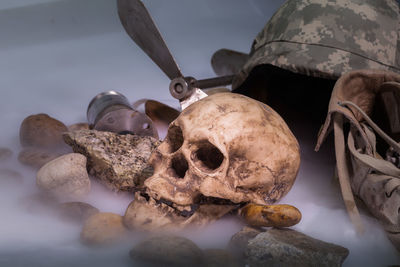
[123,191,237,232]
[144,174,200,207]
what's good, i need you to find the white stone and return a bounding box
[36,153,90,198]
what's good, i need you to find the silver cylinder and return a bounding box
[87,91,158,138]
[87,91,132,127]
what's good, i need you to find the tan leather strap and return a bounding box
[340,100,400,235]
[333,113,365,234]
[339,100,400,154]
[347,128,400,177]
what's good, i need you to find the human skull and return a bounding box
[145,92,300,208]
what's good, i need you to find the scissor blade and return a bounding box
[211,48,249,76]
[117,0,183,80]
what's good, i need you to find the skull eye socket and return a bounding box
[191,141,224,172]
[165,125,184,153]
[169,153,188,179]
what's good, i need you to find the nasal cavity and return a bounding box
[169,153,188,179]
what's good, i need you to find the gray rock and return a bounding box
[18,147,61,168]
[130,235,204,267]
[58,201,99,223]
[245,228,349,267]
[203,249,240,267]
[227,226,263,259]
[0,147,13,161]
[63,130,160,192]
[36,153,90,198]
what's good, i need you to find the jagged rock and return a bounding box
[19,113,68,148]
[245,228,349,267]
[18,148,62,168]
[0,168,23,185]
[80,212,126,246]
[63,130,160,192]
[130,235,204,267]
[227,226,263,259]
[203,249,239,267]
[68,122,90,132]
[0,147,13,161]
[58,202,99,223]
[36,153,90,198]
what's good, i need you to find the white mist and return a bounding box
[0,1,398,266]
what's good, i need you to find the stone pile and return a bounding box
[13,112,160,247]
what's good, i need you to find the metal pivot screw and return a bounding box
[169,77,194,100]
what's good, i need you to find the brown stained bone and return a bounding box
[123,193,185,231]
[123,192,237,231]
[128,93,301,231]
[145,93,300,207]
[63,130,160,192]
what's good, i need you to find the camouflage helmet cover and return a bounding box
[233,0,400,89]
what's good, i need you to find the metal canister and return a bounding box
[87,91,158,138]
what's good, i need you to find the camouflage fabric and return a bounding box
[233,0,400,89]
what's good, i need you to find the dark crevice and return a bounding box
[118,130,134,135]
[166,125,184,153]
[191,141,224,172]
[169,154,188,179]
[195,194,244,206]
